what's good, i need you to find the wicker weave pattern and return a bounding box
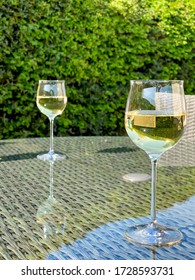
[160,95,195,166]
[0,137,195,259]
[184,95,195,139]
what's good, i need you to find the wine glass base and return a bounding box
[125,223,183,247]
[37,153,67,161]
[123,173,151,182]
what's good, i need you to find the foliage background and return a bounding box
[0,0,194,139]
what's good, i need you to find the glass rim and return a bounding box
[130,80,184,82]
[39,80,65,83]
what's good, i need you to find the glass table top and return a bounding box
[0,136,194,260]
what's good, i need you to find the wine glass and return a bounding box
[36,80,67,161]
[124,80,186,246]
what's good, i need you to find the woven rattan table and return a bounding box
[0,136,195,260]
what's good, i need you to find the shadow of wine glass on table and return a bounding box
[36,160,66,239]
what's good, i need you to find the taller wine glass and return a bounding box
[125,80,186,246]
[36,80,67,161]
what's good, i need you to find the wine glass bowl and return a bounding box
[124,80,186,247]
[36,80,67,161]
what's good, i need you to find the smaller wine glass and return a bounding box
[36,80,67,161]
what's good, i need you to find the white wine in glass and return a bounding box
[36,80,67,161]
[124,80,187,246]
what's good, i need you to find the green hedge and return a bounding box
[0,0,194,138]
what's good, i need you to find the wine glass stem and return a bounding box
[49,161,54,199]
[49,118,54,154]
[151,158,157,224]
